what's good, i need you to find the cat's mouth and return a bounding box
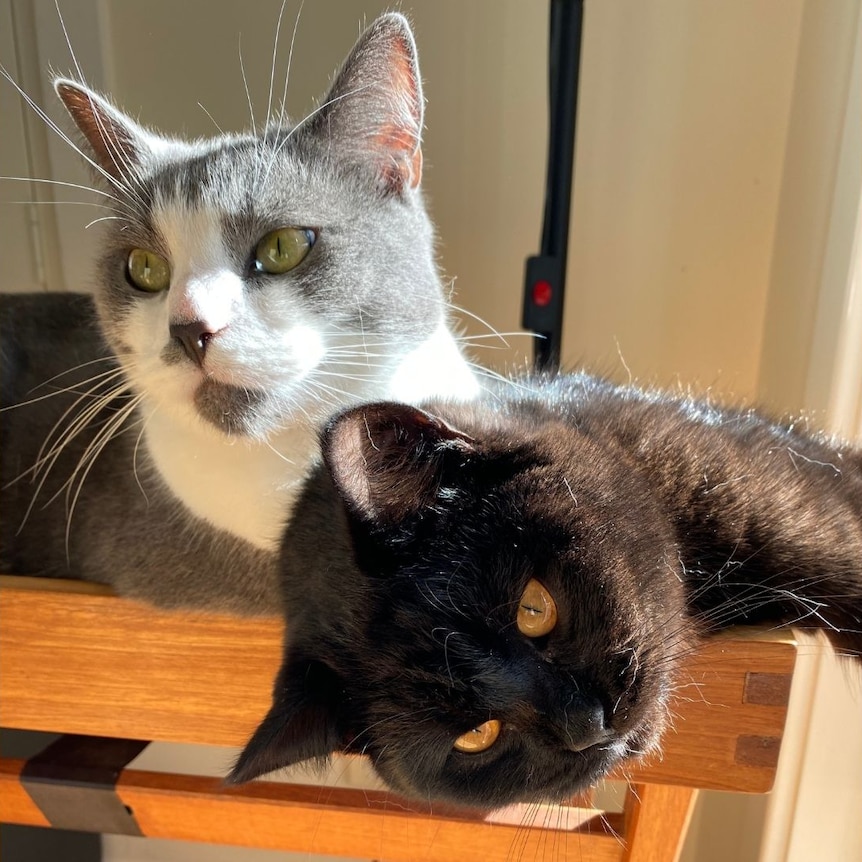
[387,752,610,810]
[368,730,637,810]
[193,379,266,435]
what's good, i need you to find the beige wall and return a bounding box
[0,0,40,292]
[758,0,862,416]
[3,0,852,406]
[108,0,825,407]
[756,6,862,861]
[562,0,804,399]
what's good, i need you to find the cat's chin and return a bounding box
[190,378,330,440]
[192,379,267,437]
[370,736,634,811]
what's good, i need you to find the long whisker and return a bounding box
[447,301,525,346]
[53,1,151,209]
[1,363,122,411]
[267,0,289,127]
[457,331,539,342]
[132,408,154,504]
[63,394,144,514]
[238,34,257,135]
[259,86,371,190]
[3,199,121,211]
[0,175,132,207]
[54,0,88,89]
[18,369,131,478]
[85,215,128,229]
[278,0,305,127]
[32,375,134,486]
[10,373,135,532]
[196,101,225,134]
[63,393,146,558]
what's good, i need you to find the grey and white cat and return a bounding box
[0,13,478,611]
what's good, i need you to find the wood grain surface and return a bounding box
[1,576,796,793]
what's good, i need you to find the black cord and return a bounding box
[522,0,584,372]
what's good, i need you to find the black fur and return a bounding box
[232,373,862,808]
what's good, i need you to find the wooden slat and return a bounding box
[1,575,113,596]
[621,783,697,862]
[0,577,796,792]
[118,772,626,861]
[618,634,795,792]
[0,576,280,746]
[0,762,624,862]
[0,758,51,827]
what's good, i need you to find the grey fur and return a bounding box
[0,292,278,612]
[1,14,477,611]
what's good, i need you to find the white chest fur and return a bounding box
[143,321,479,551]
[144,411,318,551]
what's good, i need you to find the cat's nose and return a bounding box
[559,697,610,752]
[170,320,216,368]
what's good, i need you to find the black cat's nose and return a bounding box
[559,698,610,752]
[170,320,216,368]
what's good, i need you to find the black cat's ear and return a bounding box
[322,402,476,524]
[227,659,345,785]
[54,79,160,181]
[315,13,424,192]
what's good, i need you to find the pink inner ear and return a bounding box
[327,418,377,517]
[57,83,139,178]
[374,127,423,189]
[372,36,423,188]
[324,402,473,524]
[409,148,423,188]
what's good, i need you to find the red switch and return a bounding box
[532,280,553,307]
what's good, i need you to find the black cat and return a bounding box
[231,373,862,809]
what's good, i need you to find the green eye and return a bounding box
[255,227,316,275]
[127,249,170,293]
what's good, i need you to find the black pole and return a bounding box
[522,0,584,371]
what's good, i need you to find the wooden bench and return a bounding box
[0,576,797,861]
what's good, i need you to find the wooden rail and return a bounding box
[0,575,797,860]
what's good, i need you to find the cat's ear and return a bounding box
[322,402,476,524]
[227,659,345,785]
[316,13,424,192]
[54,79,163,181]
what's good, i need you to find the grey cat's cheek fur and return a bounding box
[81,91,454,441]
[4,13,478,566]
[0,292,279,613]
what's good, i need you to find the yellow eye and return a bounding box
[255,227,315,274]
[517,579,557,637]
[127,249,170,292]
[453,719,501,753]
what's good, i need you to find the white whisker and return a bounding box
[1,363,123,411]
[197,101,225,134]
[266,0,289,126]
[0,66,145,214]
[85,215,127,229]
[63,394,146,558]
[259,86,371,190]
[277,0,305,127]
